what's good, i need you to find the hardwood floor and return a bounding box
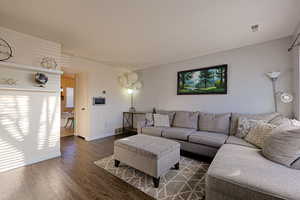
[60,127,74,137]
[0,134,155,200]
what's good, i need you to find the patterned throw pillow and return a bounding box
[236,118,265,139]
[153,114,170,127]
[145,113,154,126]
[245,122,277,148]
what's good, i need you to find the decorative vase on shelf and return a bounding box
[40,57,57,69]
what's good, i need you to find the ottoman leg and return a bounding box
[174,162,179,170]
[153,177,160,188]
[115,160,120,167]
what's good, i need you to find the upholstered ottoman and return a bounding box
[114,134,180,187]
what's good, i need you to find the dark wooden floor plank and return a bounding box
[0,134,154,200]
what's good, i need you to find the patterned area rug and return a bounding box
[94,155,209,200]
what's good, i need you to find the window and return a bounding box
[66,87,74,108]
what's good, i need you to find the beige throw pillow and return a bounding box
[245,122,277,148]
[153,114,170,127]
[145,113,154,126]
[230,112,279,135]
[263,129,300,169]
[156,110,176,125]
[236,118,265,139]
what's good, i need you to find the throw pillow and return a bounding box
[156,110,176,126]
[236,118,265,139]
[269,115,292,127]
[145,113,154,126]
[230,112,279,135]
[244,122,277,148]
[153,114,170,127]
[263,129,300,169]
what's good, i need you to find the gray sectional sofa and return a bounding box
[137,111,300,200]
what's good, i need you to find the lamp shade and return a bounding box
[127,72,138,84]
[127,88,134,94]
[280,93,293,103]
[118,75,127,87]
[266,71,281,79]
[133,81,142,90]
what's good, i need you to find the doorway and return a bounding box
[61,73,76,137]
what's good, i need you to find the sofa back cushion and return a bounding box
[153,114,170,127]
[173,111,199,129]
[263,129,300,170]
[230,112,279,135]
[199,113,231,134]
[156,110,176,126]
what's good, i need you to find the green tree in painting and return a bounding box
[198,70,213,88]
[179,72,193,89]
[216,67,225,88]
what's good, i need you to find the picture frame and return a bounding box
[177,64,228,95]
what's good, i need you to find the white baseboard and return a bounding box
[0,149,61,173]
[85,131,122,141]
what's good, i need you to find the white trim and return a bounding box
[0,85,60,93]
[0,61,64,74]
[85,132,122,141]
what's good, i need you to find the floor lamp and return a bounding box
[266,71,293,112]
[127,88,135,112]
[266,72,281,112]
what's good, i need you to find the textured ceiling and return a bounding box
[0,0,299,69]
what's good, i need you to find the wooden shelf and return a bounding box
[0,86,59,93]
[0,61,63,75]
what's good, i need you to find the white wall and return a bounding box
[292,24,300,119]
[62,55,129,141]
[0,27,61,172]
[135,37,294,117]
[0,26,61,67]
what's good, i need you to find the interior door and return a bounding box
[75,72,89,138]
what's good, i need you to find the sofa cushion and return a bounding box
[206,144,300,200]
[114,135,180,159]
[244,122,277,149]
[263,129,300,169]
[269,115,293,126]
[226,136,257,149]
[153,114,170,127]
[189,131,228,148]
[156,110,176,126]
[230,112,279,135]
[162,127,195,141]
[173,111,199,129]
[199,113,231,134]
[141,127,165,137]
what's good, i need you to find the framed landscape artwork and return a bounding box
[177,64,228,95]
